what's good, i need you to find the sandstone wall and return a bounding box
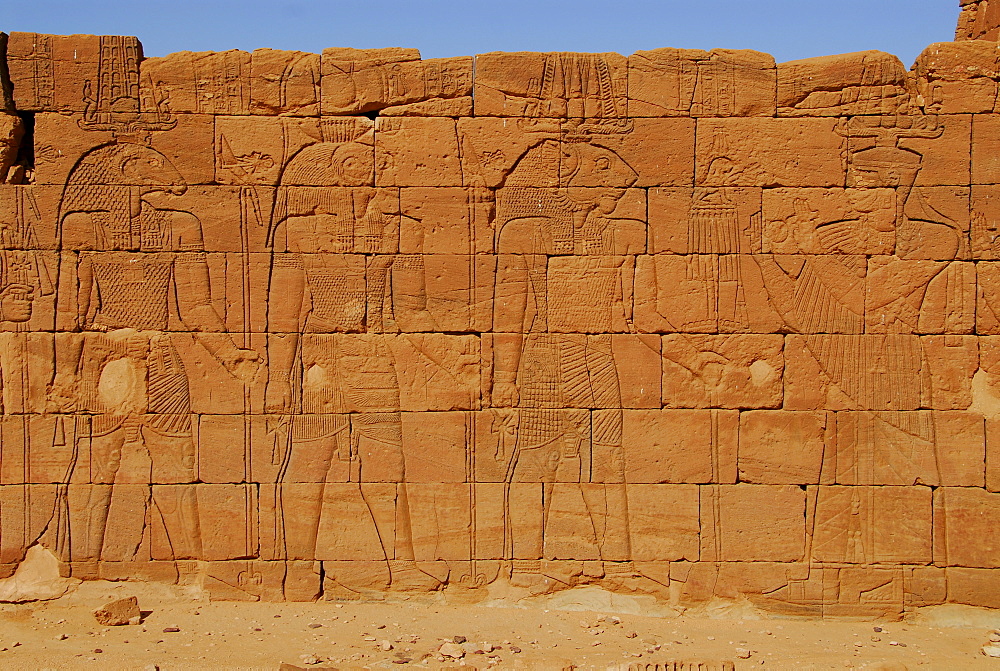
[1,11,1000,616]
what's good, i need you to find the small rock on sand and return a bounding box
[94,596,141,626]
[439,642,465,658]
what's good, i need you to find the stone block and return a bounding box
[831,411,984,487]
[662,334,783,409]
[619,409,737,484]
[703,484,806,562]
[7,33,141,113]
[777,51,913,117]
[375,116,462,187]
[474,51,627,118]
[914,41,1000,114]
[762,188,895,255]
[322,49,471,116]
[812,485,932,564]
[249,49,321,116]
[141,50,251,115]
[934,487,1000,567]
[738,411,828,485]
[629,48,775,118]
[696,118,845,187]
[627,484,700,561]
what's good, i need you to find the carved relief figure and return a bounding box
[839,115,964,260]
[523,53,627,119]
[491,119,647,589]
[50,134,259,564]
[50,137,259,564]
[5,17,1000,616]
[0,187,53,464]
[46,42,259,564]
[754,117,971,486]
[0,188,52,325]
[265,118,440,591]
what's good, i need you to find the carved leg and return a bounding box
[147,430,201,559]
[152,482,202,559]
[355,412,440,591]
[75,429,124,562]
[508,433,563,593]
[274,416,346,561]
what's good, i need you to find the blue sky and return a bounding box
[3,0,961,67]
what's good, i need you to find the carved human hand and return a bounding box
[46,372,79,412]
[972,211,1000,258]
[220,348,263,384]
[0,283,34,323]
[491,380,519,408]
[369,255,395,271]
[491,408,518,464]
[264,378,293,414]
[694,351,729,385]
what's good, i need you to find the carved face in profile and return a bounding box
[560,141,638,212]
[275,140,375,189]
[61,143,188,223]
[332,142,374,187]
[121,147,188,198]
[813,189,896,256]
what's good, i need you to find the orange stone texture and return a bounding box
[0,4,999,616]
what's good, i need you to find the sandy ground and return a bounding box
[1,581,1000,670]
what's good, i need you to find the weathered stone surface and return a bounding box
[703,485,806,562]
[474,51,627,118]
[628,48,775,118]
[762,188,895,255]
[934,487,1000,567]
[777,51,913,117]
[696,118,845,187]
[812,486,932,564]
[250,49,320,116]
[947,567,1000,608]
[0,33,13,112]
[0,14,995,611]
[627,484,700,561]
[738,411,828,484]
[661,334,783,409]
[957,0,1000,40]
[0,113,23,183]
[7,33,142,112]
[619,409,737,483]
[322,48,471,116]
[973,114,1000,185]
[914,41,1000,114]
[142,50,248,115]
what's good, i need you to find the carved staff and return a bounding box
[238,184,263,557]
[457,131,494,587]
[218,132,267,556]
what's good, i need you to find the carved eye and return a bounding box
[148,158,163,169]
[595,156,611,171]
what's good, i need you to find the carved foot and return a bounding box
[509,560,568,595]
[601,561,668,597]
[387,560,442,592]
